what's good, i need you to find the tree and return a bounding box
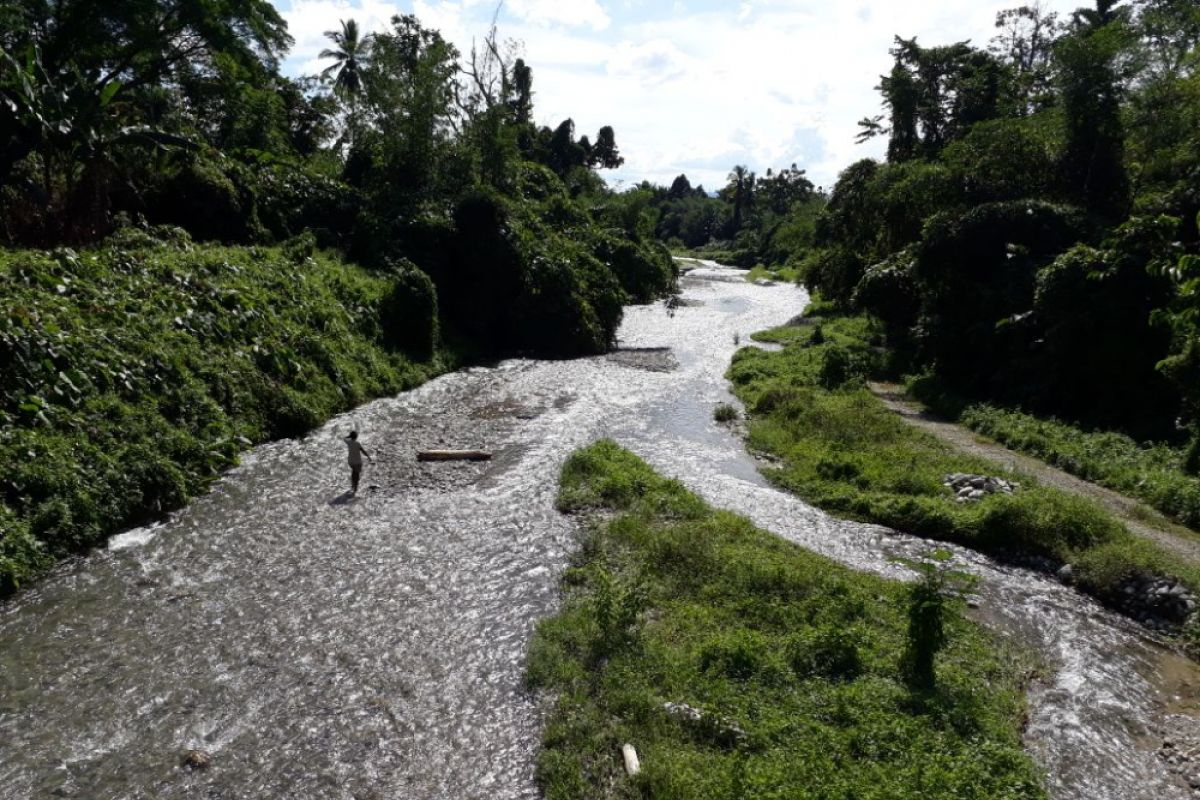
[1057,0,1132,220]
[867,37,1007,161]
[0,0,290,188]
[320,19,373,100]
[881,60,920,161]
[756,164,814,215]
[668,174,693,199]
[547,118,586,175]
[362,14,460,198]
[1134,0,1200,81]
[990,3,1065,114]
[589,125,624,169]
[510,58,533,124]
[724,165,753,232]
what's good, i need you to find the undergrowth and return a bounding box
[528,440,1045,800]
[952,402,1200,532]
[0,227,448,591]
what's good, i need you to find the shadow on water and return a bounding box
[328,491,356,507]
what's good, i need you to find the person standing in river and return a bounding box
[344,430,372,494]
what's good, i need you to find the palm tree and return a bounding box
[727,165,751,232]
[319,19,373,148]
[319,19,372,99]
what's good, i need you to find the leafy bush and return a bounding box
[0,232,444,590]
[713,403,739,423]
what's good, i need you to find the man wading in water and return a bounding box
[344,430,372,494]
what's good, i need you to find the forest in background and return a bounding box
[0,1,675,589]
[639,0,1200,463]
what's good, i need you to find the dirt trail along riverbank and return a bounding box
[869,381,1200,565]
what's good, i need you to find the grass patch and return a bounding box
[958,406,1200,531]
[529,440,1046,800]
[745,264,800,284]
[728,310,1200,628]
[0,227,450,592]
[906,374,1200,533]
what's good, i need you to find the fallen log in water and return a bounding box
[417,450,493,462]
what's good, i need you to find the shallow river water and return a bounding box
[3,264,1200,799]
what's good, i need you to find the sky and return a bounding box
[270,0,1082,192]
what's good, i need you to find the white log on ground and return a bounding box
[416,450,493,462]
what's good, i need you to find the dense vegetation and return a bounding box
[728,307,1200,631]
[637,1,1200,479]
[528,440,1045,799]
[622,164,827,270]
[797,0,1200,454]
[0,2,675,588]
[0,229,446,590]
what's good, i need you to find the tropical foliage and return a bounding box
[0,3,675,588]
[777,1,1200,455]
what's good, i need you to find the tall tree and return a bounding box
[589,125,624,169]
[1057,0,1132,220]
[320,19,373,100]
[363,14,459,196]
[990,3,1065,114]
[725,165,753,232]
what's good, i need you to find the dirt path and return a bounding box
[868,382,1200,564]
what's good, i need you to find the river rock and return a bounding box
[943,473,1019,503]
[181,749,211,770]
[1057,564,1075,583]
[1112,576,1198,626]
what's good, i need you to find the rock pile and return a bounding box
[943,473,1020,503]
[1113,575,1197,628]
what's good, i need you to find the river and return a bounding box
[2,264,1199,799]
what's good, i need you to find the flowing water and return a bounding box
[3,263,1200,799]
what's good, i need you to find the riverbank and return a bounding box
[910,389,1200,533]
[0,228,451,593]
[728,307,1200,642]
[527,440,1045,799]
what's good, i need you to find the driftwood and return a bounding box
[417,450,492,462]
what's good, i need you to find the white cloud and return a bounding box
[275,0,1082,190]
[606,39,692,86]
[506,0,610,31]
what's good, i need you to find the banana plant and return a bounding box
[0,45,195,199]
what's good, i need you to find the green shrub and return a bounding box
[0,235,444,590]
[713,403,738,422]
[789,625,863,681]
[380,259,440,359]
